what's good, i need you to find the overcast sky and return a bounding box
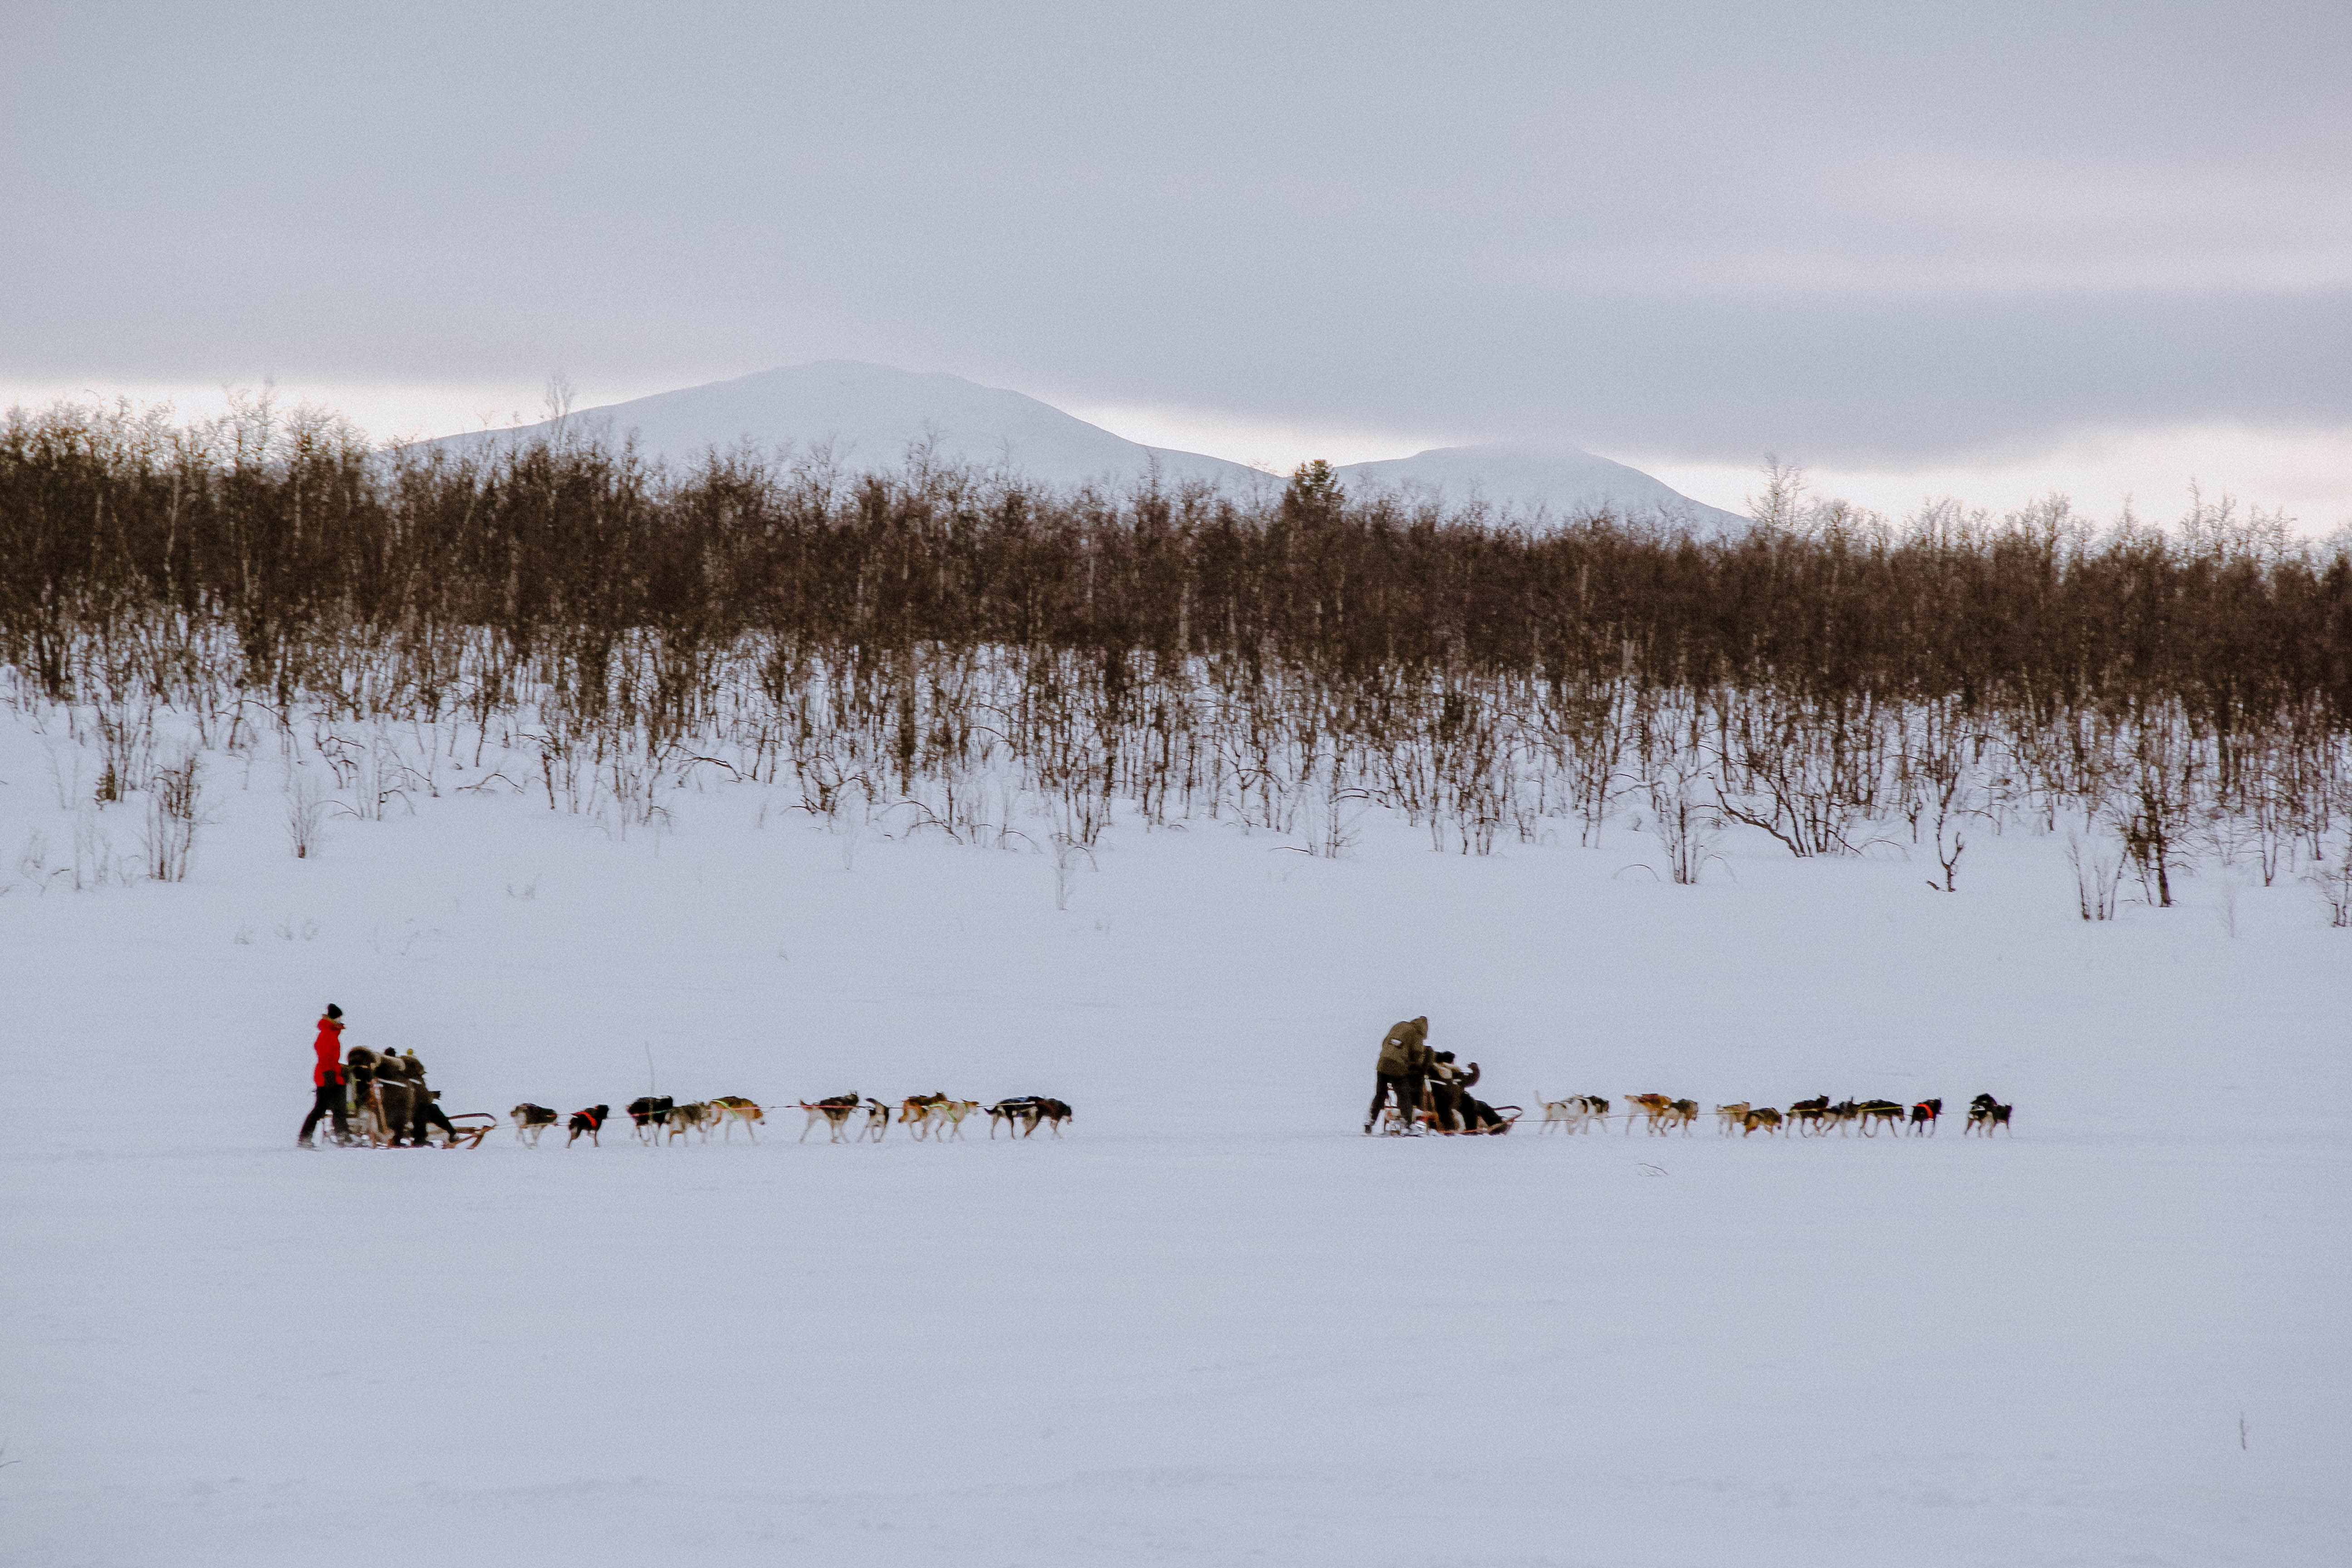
[5,1,2347,524]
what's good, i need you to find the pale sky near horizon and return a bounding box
[5,2,2347,529]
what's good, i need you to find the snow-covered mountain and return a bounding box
[1335,443,1748,534]
[428,361,1742,532]
[430,361,1269,492]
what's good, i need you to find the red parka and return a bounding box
[312,1017,345,1087]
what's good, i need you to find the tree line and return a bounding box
[4,397,2349,914]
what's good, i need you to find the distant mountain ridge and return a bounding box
[426,362,1743,533]
[428,362,1267,492]
[1332,445,1746,533]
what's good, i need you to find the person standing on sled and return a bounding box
[1366,1016,1432,1133]
[298,1004,351,1147]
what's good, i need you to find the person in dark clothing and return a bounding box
[1366,1016,1432,1133]
[401,1049,458,1146]
[1457,1060,1505,1132]
[297,1004,350,1147]
[343,1044,382,1142]
[381,1048,428,1147]
[1427,1050,1469,1132]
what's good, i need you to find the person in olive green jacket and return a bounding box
[1366,1016,1432,1133]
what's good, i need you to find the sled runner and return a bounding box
[1374,1105,1521,1135]
[437,1112,497,1149]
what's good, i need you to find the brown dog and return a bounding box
[511,1103,558,1147]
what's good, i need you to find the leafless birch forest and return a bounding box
[5,399,2349,917]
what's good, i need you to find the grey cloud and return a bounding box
[5,1,2347,465]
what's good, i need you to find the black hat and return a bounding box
[324,1004,343,1020]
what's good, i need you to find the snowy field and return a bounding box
[3,714,2347,1567]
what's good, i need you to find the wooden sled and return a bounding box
[1441,1106,1522,1135]
[1377,1105,1523,1136]
[437,1112,496,1149]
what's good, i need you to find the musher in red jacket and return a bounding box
[298,1004,351,1147]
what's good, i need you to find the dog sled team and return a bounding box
[298,1004,1070,1152]
[1529,1091,2016,1138]
[1365,1016,2015,1142]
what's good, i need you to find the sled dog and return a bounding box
[1856,1100,1905,1137]
[986,1098,1039,1138]
[1965,1095,2014,1136]
[899,1093,949,1139]
[799,1097,858,1142]
[1624,1093,1672,1134]
[663,1102,713,1143]
[512,1103,559,1147]
[710,1097,764,1141]
[626,1096,674,1141]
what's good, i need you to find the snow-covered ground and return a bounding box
[3,712,2346,1566]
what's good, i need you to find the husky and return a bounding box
[511,1103,559,1147]
[710,1097,763,1141]
[1623,1093,1672,1135]
[986,1098,1040,1138]
[898,1093,948,1139]
[799,1096,859,1142]
[928,1099,980,1141]
[1965,1094,2014,1136]
[663,1102,713,1143]
[1855,1100,1905,1137]
[626,1096,675,1142]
